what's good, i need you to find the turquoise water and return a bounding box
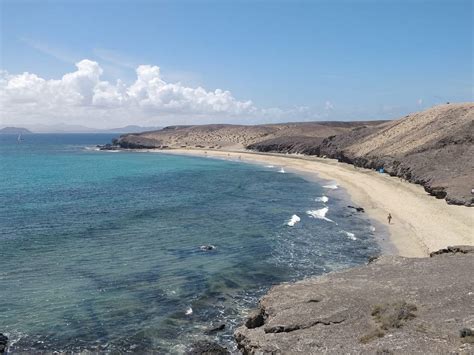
[0,134,380,353]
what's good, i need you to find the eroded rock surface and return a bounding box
[235,248,474,354]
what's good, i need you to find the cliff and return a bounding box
[317,104,474,206]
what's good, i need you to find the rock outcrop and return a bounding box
[186,341,229,355]
[0,334,8,354]
[235,247,474,354]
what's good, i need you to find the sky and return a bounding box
[0,0,472,129]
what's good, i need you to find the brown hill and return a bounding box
[318,103,473,206]
[114,121,381,150]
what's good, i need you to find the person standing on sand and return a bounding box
[387,213,392,224]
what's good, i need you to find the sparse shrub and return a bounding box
[371,301,417,330]
[360,301,417,344]
[360,328,385,344]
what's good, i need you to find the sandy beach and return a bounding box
[151,148,474,257]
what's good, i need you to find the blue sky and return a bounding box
[1,0,472,128]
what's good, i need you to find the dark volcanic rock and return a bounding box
[348,205,365,212]
[245,310,266,329]
[235,247,474,354]
[204,323,226,335]
[187,340,229,355]
[0,333,8,354]
[97,143,119,151]
[429,245,474,257]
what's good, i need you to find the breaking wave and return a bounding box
[306,207,334,223]
[287,214,301,227]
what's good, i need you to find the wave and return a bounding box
[322,182,338,189]
[84,146,100,151]
[315,196,329,203]
[279,168,285,173]
[342,230,357,240]
[265,165,275,168]
[287,214,301,227]
[306,207,334,223]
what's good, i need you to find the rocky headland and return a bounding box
[234,246,474,354]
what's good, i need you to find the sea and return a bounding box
[0,133,381,353]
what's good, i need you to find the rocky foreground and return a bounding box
[234,246,474,354]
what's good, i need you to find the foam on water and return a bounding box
[287,214,301,227]
[315,195,329,203]
[323,182,338,189]
[342,231,357,240]
[279,167,286,173]
[306,207,334,223]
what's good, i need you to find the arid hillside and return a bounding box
[114,121,381,150]
[318,103,473,206]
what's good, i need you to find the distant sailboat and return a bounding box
[17,133,23,144]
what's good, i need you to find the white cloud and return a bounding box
[0,59,263,128]
[324,100,334,110]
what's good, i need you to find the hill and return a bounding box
[114,121,383,150]
[317,103,473,206]
[0,127,32,134]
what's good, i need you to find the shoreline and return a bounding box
[138,148,474,257]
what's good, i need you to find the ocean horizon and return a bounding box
[0,134,380,353]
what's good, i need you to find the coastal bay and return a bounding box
[150,148,474,258]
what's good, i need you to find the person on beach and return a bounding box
[387,213,392,224]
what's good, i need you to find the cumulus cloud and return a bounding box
[0,59,260,128]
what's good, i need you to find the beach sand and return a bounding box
[149,148,473,258]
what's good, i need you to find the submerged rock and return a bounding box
[186,340,229,355]
[204,323,226,335]
[200,245,216,251]
[235,246,474,354]
[0,333,8,354]
[348,205,365,213]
